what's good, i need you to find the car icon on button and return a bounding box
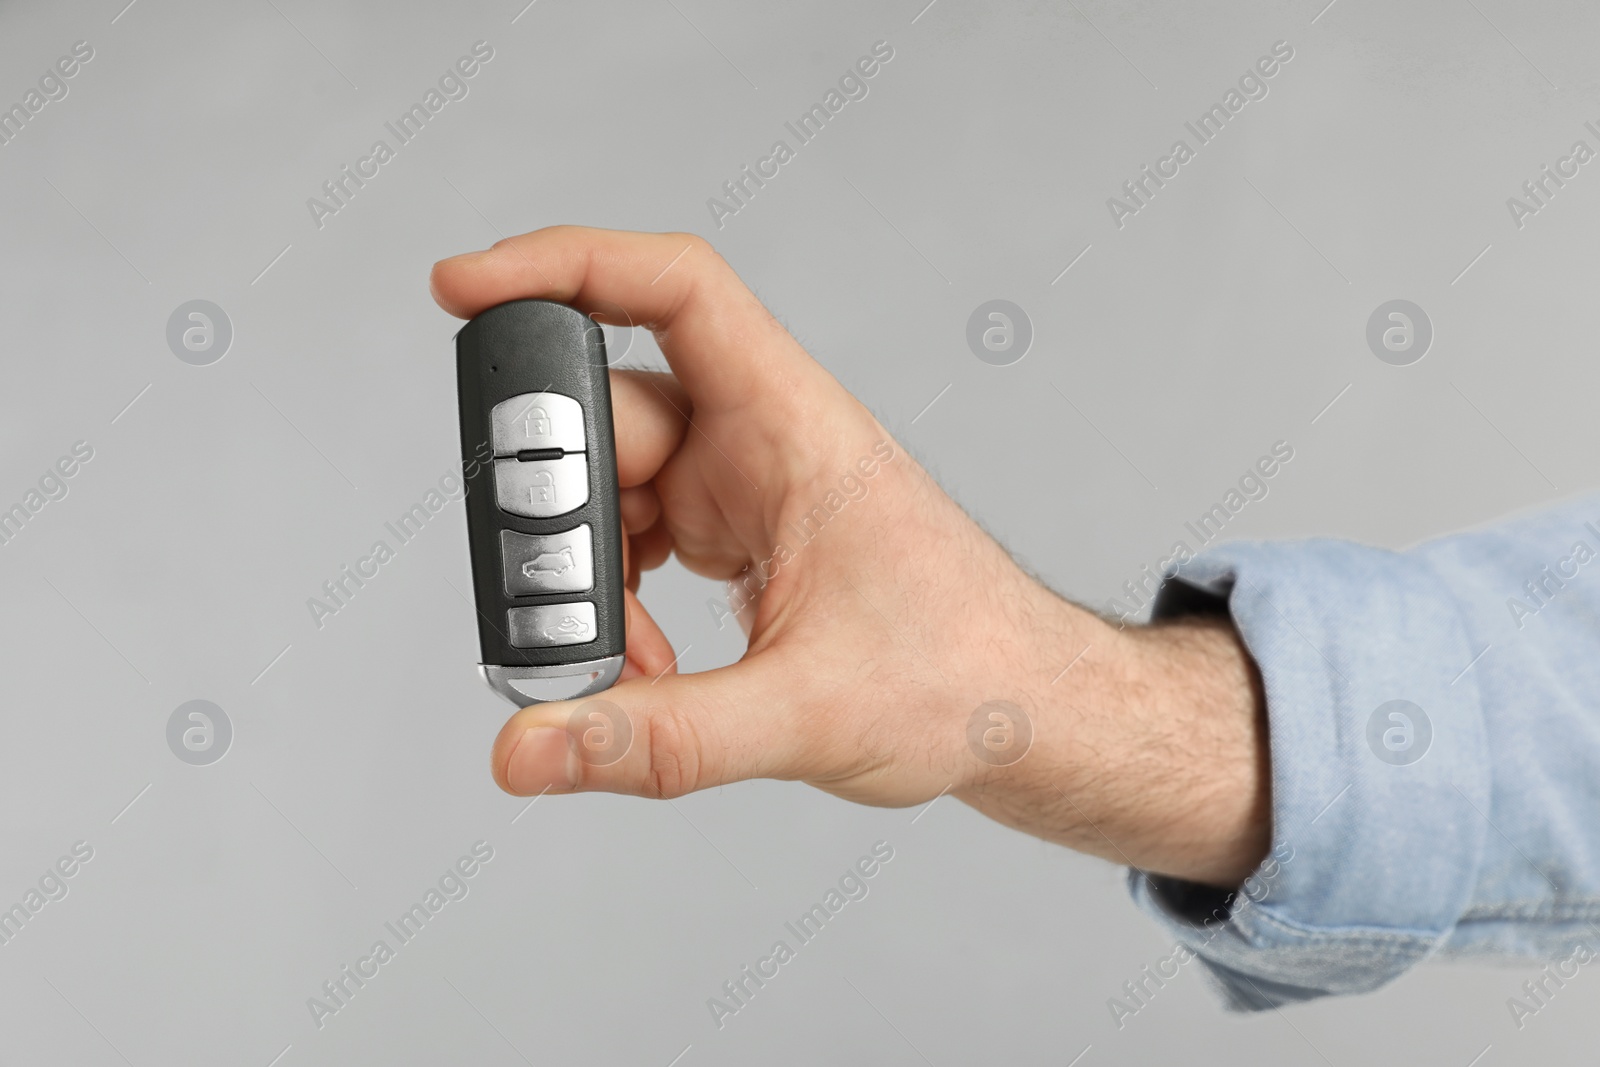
[522,547,576,578]
[542,615,591,642]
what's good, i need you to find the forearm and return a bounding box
[953,591,1271,888]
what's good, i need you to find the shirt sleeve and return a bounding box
[1127,492,1600,1011]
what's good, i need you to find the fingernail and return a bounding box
[506,726,578,794]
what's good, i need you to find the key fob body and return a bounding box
[456,299,625,706]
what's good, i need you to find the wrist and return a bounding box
[954,584,1270,889]
[1113,617,1271,885]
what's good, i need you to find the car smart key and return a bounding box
[456,300,625,706]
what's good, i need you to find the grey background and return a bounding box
[1,0,1596,1063]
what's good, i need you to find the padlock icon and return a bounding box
[523,406,550,440]
[528,470,556,505]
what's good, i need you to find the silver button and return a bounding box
[501,525,594,596]
[491,392,585,455]
[507,602,598,648]
[493,455,589,518]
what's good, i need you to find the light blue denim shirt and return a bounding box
[1129,492,1600,1010]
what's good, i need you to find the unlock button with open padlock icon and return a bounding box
[492,455,590,518]
[528,469,555,505]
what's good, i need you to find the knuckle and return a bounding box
[643,705,705,799]
[669,232,725,273]
[670,231,714,255]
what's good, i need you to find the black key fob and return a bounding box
[456,300,625,705]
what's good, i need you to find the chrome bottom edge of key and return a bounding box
[479,655,626,707]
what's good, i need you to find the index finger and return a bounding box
[610,369,688,489]
[430,226,814,415]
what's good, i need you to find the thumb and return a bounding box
[489,656,802,799]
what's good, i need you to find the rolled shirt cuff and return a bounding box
[1126,538,1491,1010]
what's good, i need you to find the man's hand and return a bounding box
[431,227,1270,888]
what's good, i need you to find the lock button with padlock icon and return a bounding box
[490,391,586,454]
